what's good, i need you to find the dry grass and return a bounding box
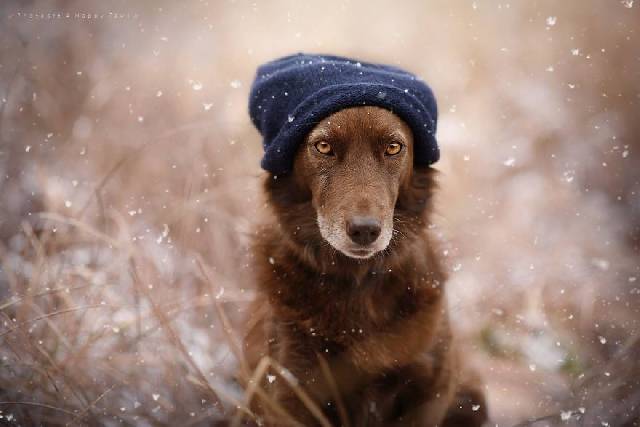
[1,1,639,425]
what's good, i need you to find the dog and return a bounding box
[242,105,487,426]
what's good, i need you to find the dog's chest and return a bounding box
[282,271,423,346]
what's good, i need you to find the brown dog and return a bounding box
[243,106,487,426]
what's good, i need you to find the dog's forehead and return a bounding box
[308,107,411,144]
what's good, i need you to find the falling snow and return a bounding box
[1,3,638,426]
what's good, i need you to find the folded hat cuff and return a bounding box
[260,82,439,175]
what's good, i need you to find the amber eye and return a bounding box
[315,141,333,155]
[385,142,402,156]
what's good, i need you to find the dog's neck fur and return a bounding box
[255,166,445,325]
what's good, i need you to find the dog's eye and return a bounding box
[315,141,333,155]
[385,143,402,156]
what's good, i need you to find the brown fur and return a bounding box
[243,106,487,426]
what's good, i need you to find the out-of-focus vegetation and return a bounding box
[0,1,639,425]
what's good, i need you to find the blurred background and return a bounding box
[1,1,639,425]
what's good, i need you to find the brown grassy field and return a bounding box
[1,1,639,425]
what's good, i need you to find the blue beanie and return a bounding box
[249,53,439,175]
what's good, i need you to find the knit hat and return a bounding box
[249,53,439,175]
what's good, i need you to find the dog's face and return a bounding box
[292,106,414,259]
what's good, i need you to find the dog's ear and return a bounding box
[396,166,438,216]
[263,136,314,206]
[264,170,312,208]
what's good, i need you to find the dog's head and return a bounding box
[291,106,412,258]
[265,106,436,266]
[265,105,436,262]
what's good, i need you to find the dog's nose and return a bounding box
[346,216,382,246]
